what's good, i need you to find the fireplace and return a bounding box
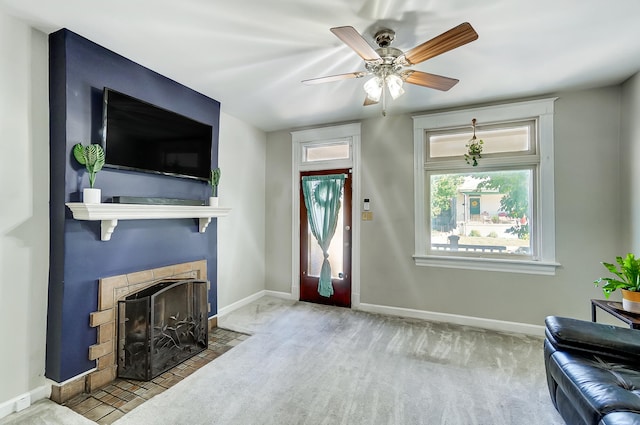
[47,260,212,404]
[117,278,208,380]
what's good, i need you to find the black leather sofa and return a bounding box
[544,316,640,425]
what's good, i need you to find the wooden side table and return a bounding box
[591,299,640,329]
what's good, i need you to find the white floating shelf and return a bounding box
[66,202,231,241]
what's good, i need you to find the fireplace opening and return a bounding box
[117,278,208,381]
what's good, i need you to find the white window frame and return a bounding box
[412,98,560,275]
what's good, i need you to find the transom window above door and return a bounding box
[301,139,351,164]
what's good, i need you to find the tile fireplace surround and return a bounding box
[50,260,212,404]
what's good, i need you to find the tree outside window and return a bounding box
[430,170,532,257]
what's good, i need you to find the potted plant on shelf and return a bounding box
[208,167,221,207]
[594,253,640,313]
[73,142,105,203]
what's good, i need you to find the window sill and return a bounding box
[413,254,560,275]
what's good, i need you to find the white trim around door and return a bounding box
[291,123,361,307]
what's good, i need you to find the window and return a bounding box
[303,141,350,162]
[413,98,559,275]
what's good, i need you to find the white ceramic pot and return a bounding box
[83,188,101,204]
[621,289,640,314]
[209,197,219,207]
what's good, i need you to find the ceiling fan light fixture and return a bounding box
[363,76,383,102]
[386,74,405,99]
[305,23,478,111]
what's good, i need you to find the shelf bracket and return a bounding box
[199,217,212,233]
[101,219,118,241]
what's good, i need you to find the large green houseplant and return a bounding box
[73,142,105,203]
[594,253,640,313]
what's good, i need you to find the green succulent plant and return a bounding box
[594,253,640,298]
[209,168,221,197]
[73,143,105,188]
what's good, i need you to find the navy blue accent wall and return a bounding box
[47,29,221,382]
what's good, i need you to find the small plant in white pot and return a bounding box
[594,253,640,313]
[73,142,105,203]
[208,168,221,207]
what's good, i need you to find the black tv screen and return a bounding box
[102,88,213,181]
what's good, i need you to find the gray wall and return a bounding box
[265,129,294,294]
[0,11,50,405]
[218,112,267,309]
[621,72,640,254]
[266,87,624,325]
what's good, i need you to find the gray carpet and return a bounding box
[0,399,95,425]
[111,296,563,425]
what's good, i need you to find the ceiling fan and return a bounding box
[303,22,479,114]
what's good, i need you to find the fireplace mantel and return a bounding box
[66,202,231,241]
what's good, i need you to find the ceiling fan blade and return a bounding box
[403,70,459,91]
[302,71,367,85]
[330,26,382,62]
[402,22,478,65]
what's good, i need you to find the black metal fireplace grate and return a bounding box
[117,278,208,381]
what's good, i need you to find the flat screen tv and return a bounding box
[102,88,213,181]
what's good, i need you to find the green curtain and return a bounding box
[301,174,346,298]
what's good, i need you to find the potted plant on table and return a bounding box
[594,253,640,314]
[208,168,221,207]
[73,142,105,203]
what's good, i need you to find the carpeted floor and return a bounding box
[112,296,562,425]
[1,296,563,424]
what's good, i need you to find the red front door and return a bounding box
[299,169,352,307]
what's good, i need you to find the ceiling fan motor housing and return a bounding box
[365,46,404,75]
[374,28,395,48]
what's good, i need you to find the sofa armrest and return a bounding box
[545,316,640,363]
[600,412,640,425]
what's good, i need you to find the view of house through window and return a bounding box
[430,169,532,257]
[413,98,556,274]
[424,118,537,259]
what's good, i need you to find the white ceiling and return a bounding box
[3,0,640,132]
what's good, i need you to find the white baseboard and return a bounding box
[0,384,51,420]
[215,291,544,336]
[263,290,295,300]
[216,290,295,318]
[216,290,267,318]
[355,302,545,337]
